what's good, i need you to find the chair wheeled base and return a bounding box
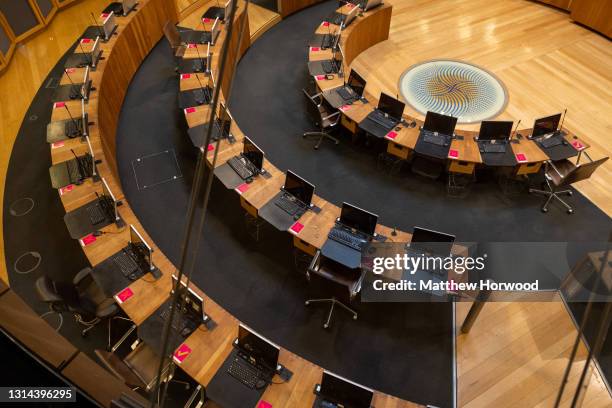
[305,297,357,329]
[529,178,574,214]
[303,131,339,150]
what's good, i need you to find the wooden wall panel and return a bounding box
[571,0,612,38]
[535,0,573,11]
[220,9,250,98]
[97,0,179,179]
[279,0,323,18]
[342,4,392,66]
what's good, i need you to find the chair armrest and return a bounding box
[72,267,93,286]
[322,111,340,121]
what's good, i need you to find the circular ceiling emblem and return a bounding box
[399,60,508,123]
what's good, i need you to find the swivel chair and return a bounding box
[162,21,186,59]
[305,250,362,328]
[529,157,608,214]
[302,88,340,150]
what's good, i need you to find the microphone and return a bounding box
[558,108,567,134]
[64,69,85,100]
[194,44,205,73]
[63,104,80,137]
[193,73,208,105]
[90,12,105,39]
[70,149,85,180]
[511,119,521,141]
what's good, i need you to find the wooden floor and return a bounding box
[0,0,610,407]
[351,0,612,216]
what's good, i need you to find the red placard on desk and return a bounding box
[322,21,330,27]
[184,107,196,114]
[180,74,191,80]
[289,222,304,235]
[79,233,97,247]
[571,140,585,151]
[202,17,211,23]
[173,343,192,364]
[310,47,320,52]
[448,149,459,159]
[385,131,397,140]
[339,105,351,112]
[54,102,66,109]
[80,38,92,44]
[515,153,528,163]
[65,68,76,74]
[59,185,74,196]
[258,401,272,408]
[315,75,326,81]
[51,141,65,149]
[207,144,215,152]
[100,13,109,19]
[187,43,197,48]
[114,287,134,304]
[235,183,250,194]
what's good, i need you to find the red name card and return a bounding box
[180,74,191,80]
[59,185,74,196]
[235,183,250,194]
[80,38,92,44]
[207,144,215,152]
[571,140,585,151]
[187,43,197,48]
[100,13,109,19]
[65,68,76,74]
[310,47,320,52]
[258,401,272,408]
[385,131,397,140]
[184,107,196,114]
[114,287,134,304]
[173,343,192,364]
[202,18,211,23]
[79,233,97,246]
[315,75,326,81]
[515,153,527,163]
[54,102,65,109]
[339,105,351,112]
[51,141,65,149]
[322,21,330,27]
[448,149,459,159]
[289,222,304,235]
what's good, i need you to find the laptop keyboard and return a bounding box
[113,250,140,279]
[539,137,562,148]
[422,131,450,147]
[321,34,334,49]
[87,203,106,225]
[65,120,82,137]
[481,143,506,153]
[328,228,366,251]
[227,356,262,389]
[322,60,338,74]
[67,160,82,183]
[337,87,356,101]
[228,156,255,180]
[369,110,396,129]
[275,194,304,216]
[192,88,210,105]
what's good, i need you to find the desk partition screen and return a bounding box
[35,0,55,19]
[0,16,11,57]
[0,0,41,39]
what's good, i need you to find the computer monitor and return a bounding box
[210,17,221,45]
[283,170,314,206]
[378,92,405,121]
[243,137,264,172]
[122,0,137,15]
[223,0,232,21]
[85,135,97,177]
[478,120,513,141]
[103,12,117,41]
[171,274,207,323]
[80,98,88,136]
[206,42,212,73]
[423,111,457,136]
[130,225,154,272]
[91,37,102,67]
[80,66,90,100]
[362,0,383,11]
[218,102,232,137]
[532,113,561,138]
[318,370,374,408]
[101,177,120,223]
[342,4,360,28]
[347,69,366,97]
[410,226,455,256]
[339,202,378,236]
[236,324,280,371]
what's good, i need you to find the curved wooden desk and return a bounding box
[47,1,427,407]
[307,3,594,176]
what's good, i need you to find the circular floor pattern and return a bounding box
[399,60,508,123]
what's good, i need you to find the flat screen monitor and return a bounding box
[347,69,366,97]
[91,37,102,67]
[171,274,206,323]
[103,12,117,41]
[80,66,90,99]
[362,0,383,11]
[423,111,457,136]
[85,135,96,177]
[101,177,119,222]
[223,0,232,21]
[206,42,212,73]
[342,4,359,28]
[130,225,154,271]
[243,137,264,172]
[122,0,137,15]
[283,170,314,206]
[478,120,513,141]
[532,113,561,138]
[339,202,378,236]
[318,370,374,408]
[210,17,220,45]
[218,102,232,137]
[410,226,455,256]
[237,324,280,371]
[80,98,88,136]
[378,92,405,121]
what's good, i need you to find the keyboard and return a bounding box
[328,228,366,251]
[192,88,210,105]
[369,110,396,129]
[331,15,344,26]
[65,120,82,137]
[87,203,107,225]
[322,60,338,74]
[191,59,205,73]
[337,87,356,101]
[540,137,562,148]
[228,156,255,180]
[275,194,304,216]
[422,131,449,147]
[80,155,93,178]
[113,251,139,278]
[481,143,506,153]
[69,84,81,99]
[227,356,262,389]
[321,34,334,49]
[160,307,192,334]
[67,160,82,183]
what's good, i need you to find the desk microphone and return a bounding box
[194,44,205,73]
[70,149,85,180]
[77,40,93,66]
[90,12,105,39]
[193,73,209,105]
[511,119,521,141]
[63,104,80,137]
[558,108,567,133]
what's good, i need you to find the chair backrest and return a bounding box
[34,275,64,305]
[95,349,147,390]
[124,342,170,391]
[561,157,609,187]
[302,88,324,130]
[163,21,181,49]
[308,251,362,299]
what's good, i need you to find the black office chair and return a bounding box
[528,157,608,214]
[35,270,129,348]
[305,250,362,329]
[302,88,340,150]
[162,21,186,60]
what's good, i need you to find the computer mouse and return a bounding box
[293,214,300,221]
[255,379,267,389]
[93,230,103,237]
[246,177,253,184]
[395,126,401,131]
[181,327,191,337]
